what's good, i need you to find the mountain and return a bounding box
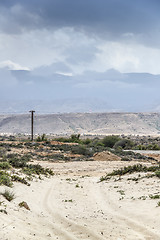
[0,98,112,114]
[1,66,160,113]
[0,112,160,136]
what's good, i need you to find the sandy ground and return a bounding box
[0,160,160,240]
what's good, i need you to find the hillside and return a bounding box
[0,112,160,136]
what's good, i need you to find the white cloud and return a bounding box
[122,32,134,38]
[0,27,160,75]
[0,60,30,70]
[92,41,160,74]
[0,30,66,69]
[0,28,98,73]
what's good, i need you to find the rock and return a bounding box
[19,201,30,210]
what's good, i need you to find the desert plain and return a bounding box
[1,157,160,240]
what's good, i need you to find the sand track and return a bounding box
[42,181,106,240]
[91,181,160,240]
[0,161,160,240]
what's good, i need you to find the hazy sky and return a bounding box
[1,0,160,112]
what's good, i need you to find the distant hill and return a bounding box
[1,112,160,136]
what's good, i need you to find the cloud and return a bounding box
[0,60,30,70]
[92,41,160,74]
[0,63,160,111]
[0,28,100,73]
[1,0,160,113]
[0,1,160,74]
[0,0,159,46]
[33,62,72,76]
[1,27,160,75]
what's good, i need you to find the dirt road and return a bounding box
[0,161,160,240]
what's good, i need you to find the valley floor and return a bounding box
[0,160,160,240]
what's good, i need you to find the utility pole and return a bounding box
[29,110,35,141]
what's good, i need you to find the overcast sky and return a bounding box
[1,0,160,113]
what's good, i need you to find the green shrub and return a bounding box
[70,134,81,142]
[121,157,131,161]
[45,168,54,175]
[22,164,43,175]
[114,139,134,149]
[137,145,147,150]
[151,144,160,150]
[55,134,81,143]
[100,164,160,181]
[11,175,30,186]
[0,171,12,187]
[9,157,28,168]
[71,145,93,157]
[54,137,69,143]
[149,194,160,199]
[1,189,15,201]
[0,209,7,214]
[36,134,47,142]
[155,170,160,178]
[49,153,65,161]
[22,164,54,176]
[112,149,154,161]
[0,162,11,170]
[82,138,92,145]
[102,136,120,148]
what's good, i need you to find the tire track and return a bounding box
[42,180,106,240]
[91,181,160,240]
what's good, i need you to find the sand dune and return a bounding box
[0,161,160,240]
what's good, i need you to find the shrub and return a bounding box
[151,144,160,150]
[9,156,28,168]
[100,164,160,181]
[112,149,154,161]
[0,171,12,187]
[71,145,93,157]
[11,175,30,186]
[45,168,54,175]
[22,164,54,176]
[1,189,15,201]
[137,145,147,150]
[102,136,120,148]
[70,134,81,142]
[149,194,160,199]
[114,139,134,149]
[121,157,131,161]
[82,138,92,145]
[36,134,47,142]
[55,134,81,143]
[49,153,65,161]
[0,162,11,170]
[155,171,160,178]
[22,164,43,175]
[0,209,7,214]
[54,137,69,143]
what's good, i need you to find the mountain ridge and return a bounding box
[0,112,160,136]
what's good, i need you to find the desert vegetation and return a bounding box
[0,134,159,189]
[55,134,160,151]
[0,139,54,189]
[1,134,160,239]
[0,134,158,165]
[100,163,160,182]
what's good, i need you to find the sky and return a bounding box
[1,0,160,113]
